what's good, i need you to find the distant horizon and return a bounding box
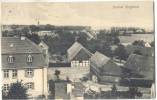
[2,24,153,31]
[2,2,154,31]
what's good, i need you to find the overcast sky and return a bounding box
[2,1,154,30]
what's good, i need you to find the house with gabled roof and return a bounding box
[124,54,154,83]
[67,41,92,68]
[120,54,155,98]
[39,41,49,65]
[90,51,122,84]
[1,37,48,98]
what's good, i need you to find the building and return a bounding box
[54,81,71,99]
[67,42,92,68]
[33,31,56,36]
[38,41,49,65]
[124,54,154,81]
[48,62,90,82]
[90,51,122,84]
[1,37,48,98]
[121,54,155,98]
[54,81,85,100]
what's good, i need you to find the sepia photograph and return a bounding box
[1,1,155,99]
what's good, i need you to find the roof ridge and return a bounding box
[68,41,92,61]
[25,38,43,53]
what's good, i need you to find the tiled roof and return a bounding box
[1,37,46,69]
[2,54,46,69]
[1,37,42,54]
[125,54,154,80]
[67,42,92,61]
[90,51,110,68]
[90,51,122,76]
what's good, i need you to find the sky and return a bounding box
[1,1,154,30]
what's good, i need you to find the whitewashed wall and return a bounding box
[2,68,48,97]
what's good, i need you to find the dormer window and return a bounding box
[7,55,14,63]
[27,55,33,63]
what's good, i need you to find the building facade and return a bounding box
[1,37,48,98]
[67,42,92,68]
[90,51,122,83]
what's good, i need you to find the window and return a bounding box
[25,69,34,77]
[85,61,90,66]
[4,70,9,78]
[3,84,9,92]
[12,69,17,78]
[72,61,79,67]
[27,55,33,63]
[7,55,14,63]
[26,82,34,89]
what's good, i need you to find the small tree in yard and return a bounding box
[54,70,61,80]
[127,87,142,99]
[111,84,118,98]
[114,44,128,62]
[3,81,28,99]
[132,40,145,47]
[150,41,154,47]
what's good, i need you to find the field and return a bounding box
[119,34,154,45]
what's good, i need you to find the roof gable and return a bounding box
[39,41,49,49]
[67,42,92,61]
[125,54,154,80]
[90,51,110,67]
[1,37,46,69]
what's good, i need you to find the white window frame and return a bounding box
[8,55,14,63]
[25,68,34,78]
[12,69,17,79]
[3,84,9,92]
[85,61,90,66]
[4,70,9,78]
[26,82,34,90]
[27,55,33,63]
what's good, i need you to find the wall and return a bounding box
[2,68,48,97]
[48,66,90,82]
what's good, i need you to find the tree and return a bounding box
[111,84,117,92]
[49,80,55,94]
[113,37,120,44]
[133,50,142,55]
[3,81,28,99]
[29,25,40,32]
[54,70,61,80]
[150,41,154,47]
[111,84,118,98]
[26,34,41,44]
[114,44,128,62]
[128,87,142,99]
[132,40,145,47]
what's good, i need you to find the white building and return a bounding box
[67,42,92,68]
[34,31,55,36]
[1,37,48,98]
[38,41,49,66]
